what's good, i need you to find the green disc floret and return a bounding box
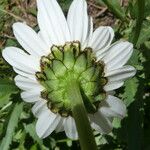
[36,42,107,117]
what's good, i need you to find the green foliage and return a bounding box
[0,0,150,149]
[102,0,126,21]
[59,0,73,12]
[0,103,23,150]
[24,123,44,148]
[123,78,139,106]
[0,79,19,107]
[137,20,150,47]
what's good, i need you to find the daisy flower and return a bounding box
[2,0,136,140]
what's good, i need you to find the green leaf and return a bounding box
[0,0,9,32]
[126,79,144,150]
[0,103,23,150]
[102,0,126,21]
[127,49,139,66]
[0,79,19,107]
[59,0,73,12]
[127,48,143,71]
[128,0,138,19]
[145,0,150,17]
[24,123,47,150]
[24,123,43,145]
[0,92,12,108]
[137,20,150,47]
[123,78,139,106]
[0,79,18,92]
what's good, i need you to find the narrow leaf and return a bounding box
[102,0,126,21]
[0,103,23,150]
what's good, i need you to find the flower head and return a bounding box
[2,0,136,139]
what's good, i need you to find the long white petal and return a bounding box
[64,117,78,140]
[37,0,70,45]
[15,75,43,91]
[2,47,40,73]
[55,118,65,133]
[13,23,49,56]
[102,41,133,71]
[37,31,51,48]
[13,68,35,80]
[105,65,136,82]
[100,95,126,119]
[21,89,43,103]
[67,0,88,44]
[88,27,114,53]
[104,81,124,91]
[32,99,48,117]
[36,110,60,138]
[90,111,113,134]
[82,17,93,49]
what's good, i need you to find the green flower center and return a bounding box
[36,42,107,117]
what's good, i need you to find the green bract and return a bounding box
[36,42,107,117]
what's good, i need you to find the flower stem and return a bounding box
[67,79,97,150]
[130,0,145,45]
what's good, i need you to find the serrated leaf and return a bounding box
[0,103,23,150]
[128,0,138,19]
[24,123,42,145]
[145,0,150,17]
[102,0,126,21]
[0,79,19,107]
[127,48,143,71]
[137,20,150,47]
[0,79,18,92]
[24,123,48,150]
[123,78,139,106]
[126,80,144,150]
[127,49,139,66]
[0,92,12,108]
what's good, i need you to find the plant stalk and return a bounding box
[130,0,145,45]
[67,79,97,150]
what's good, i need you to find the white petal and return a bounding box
[87,17,94,43]
[100,95,126,119]
[37,0,70,45]
[13,23,49,56]
[64,117,78,140]
[67,0,88,44]
[2,47,40,74]
[90,110,113,134]
[105,65,136,82]
[104,81,124,91]
[36,110,60,138]
[15,75,43,91]
[107,91,116,95]
[37,31,50,48]
[88,27,114,52]
[102,41,133,71]
[32,99,48,117]
[21,89,43,103]
[13,68,35,80]
[82,17,93,49]
[55,118,65,133]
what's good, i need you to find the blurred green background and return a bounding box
[0,0,150,149]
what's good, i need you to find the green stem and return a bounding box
[102,0,126,21]
[67,79,97,150]
[130,0,145,45]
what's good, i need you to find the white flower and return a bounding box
[2,0,136,140]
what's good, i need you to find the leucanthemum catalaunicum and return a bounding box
[2,0,136,139]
